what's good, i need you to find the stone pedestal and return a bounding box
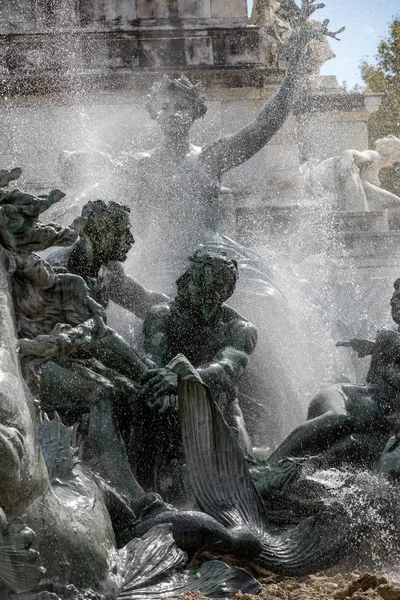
[235,205,400,266]
[0,0,261,96]
[295,76,383,163]
[335,210,389,233]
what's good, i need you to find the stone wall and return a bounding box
[0,0,381,210]
[1,0,248,27]
[0,0,395,287]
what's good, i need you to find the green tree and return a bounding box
[361,17,400,196]
[361,17,400,143]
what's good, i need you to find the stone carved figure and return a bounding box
[132,251,257,498]
[0,169,266,599]
[338,135,400,211]
[301,135,400,212]
[260,277,400,489]
[48,199,168,319]
[122,0,343,289]
[250,0,336,73]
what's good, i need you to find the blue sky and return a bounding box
[246,0,400,89]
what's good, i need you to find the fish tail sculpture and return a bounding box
[169,353,362,576]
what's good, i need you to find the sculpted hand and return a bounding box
[283,0,344,60]
[299,0,344,39]
[336,338,375,358]
[138,368,178,413]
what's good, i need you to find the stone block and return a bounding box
[0,0,31,26]
[339,231,400,260]
[210,0,247,18]
[81,36,111,70]
[178,0,211,18]
[388,210,400,232]
[219,97,297,148]
[298,116,369,162]
[136,0,168,19]
[4,35,84,74]
[100,0,137,22]
[184,37,213,66]
[138,37,186,68]
[335,210,389,233]
[108,36,139,69]
[236,205,317,246]
[224,143,301,203]
[212,30,260,66]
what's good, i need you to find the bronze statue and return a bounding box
[0,242,352,596]
[259,278,400,491]
[48,199,168,319]
[0,252,261,597]
[122,0,344,289]
[132,251,257,498]
[0,176,147,502]
[0,170,263,598]
[0,170,395,596]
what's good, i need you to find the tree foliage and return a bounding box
[361,17,400,144]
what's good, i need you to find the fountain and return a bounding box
[2,0,400,598]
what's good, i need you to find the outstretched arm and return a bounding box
[99,261,170,320]
[336,338,375,358]
[202,1,343,174]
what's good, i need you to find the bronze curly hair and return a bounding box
[81,200,130,243]
[176,250,239,303]
[146,75,208,121]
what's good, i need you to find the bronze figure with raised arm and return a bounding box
[123,0,344,288]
